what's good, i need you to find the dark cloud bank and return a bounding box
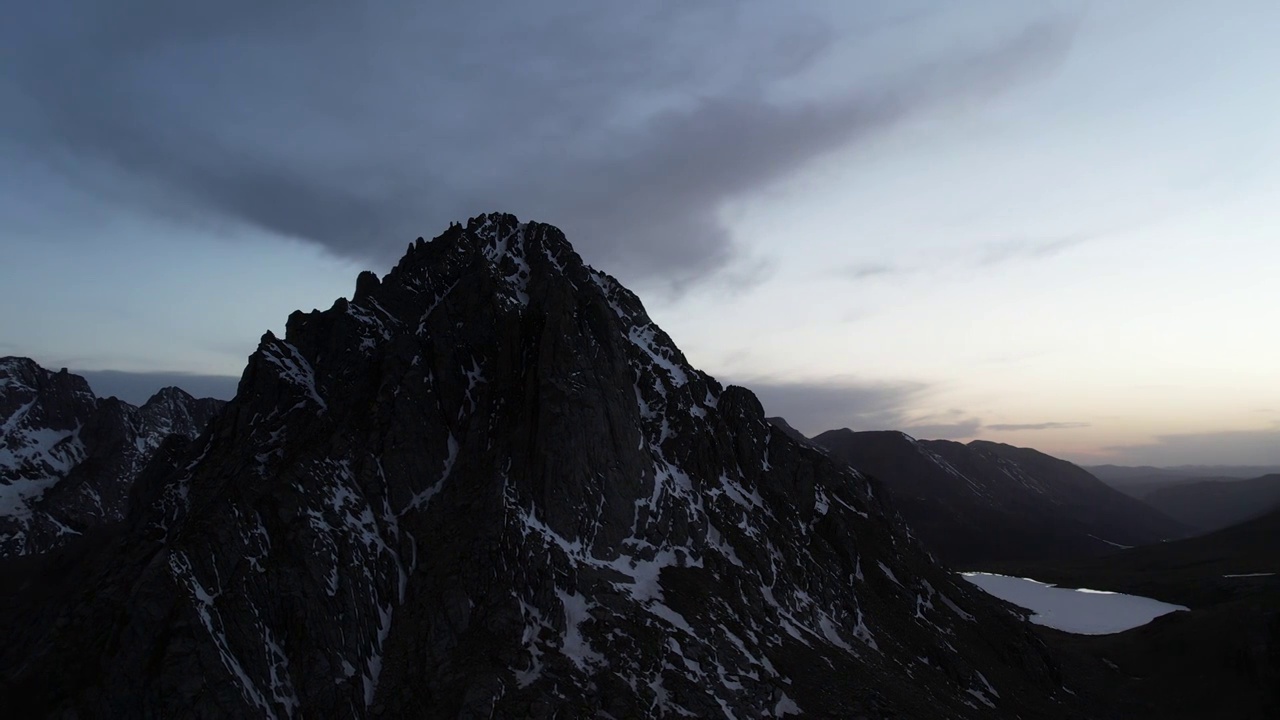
[2,1,1073,290]
[5,4,1109,455]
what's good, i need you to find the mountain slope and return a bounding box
[993,504,1280,609]
[763,416,812,447]
[988,507,1280,719]
[0,215,1094,719]
[0,358,224,556]
[1142,474,1280,533]
[811,430,1189,567]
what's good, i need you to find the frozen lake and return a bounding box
[961,573,1188,635]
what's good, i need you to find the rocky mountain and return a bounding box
[0,214,1099,719]
[810,430,1189,567]
[1140,474,1280,534]
[0,358,224,556]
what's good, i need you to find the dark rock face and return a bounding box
[811,429,1190,567]
[0,215,1098,718]
[0,358,225,556]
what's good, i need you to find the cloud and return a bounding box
[739,376,929,436]
[837,262,902,280]
[76,370,240,405]
[1,2,1075,290]
[899,410,985,440]
[904,419,985,440]
[744,377,1091,441]
[836,226,1100,284]
[741,377,993,440]
[1103,424,1280,466]
[986,421,1089,431]
[977,232,1094,266]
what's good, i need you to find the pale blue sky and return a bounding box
[2,1,1277,465]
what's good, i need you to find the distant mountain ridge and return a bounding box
[1142,474,1280,534]
[810,429,1189,567]
[0,357,224,557]
[1089,464,1280,484]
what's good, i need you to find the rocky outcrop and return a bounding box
[0,215,1099,718]
[0,358,224,556]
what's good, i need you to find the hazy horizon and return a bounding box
[4,1,1277,467]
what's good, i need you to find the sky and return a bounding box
[2,1,1277,466]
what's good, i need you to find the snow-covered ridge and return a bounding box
[0,358,225,557]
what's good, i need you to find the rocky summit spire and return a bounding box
[1,214,1094,718]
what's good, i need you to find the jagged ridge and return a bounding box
[0,214,1097,719]
[0,358,224,556]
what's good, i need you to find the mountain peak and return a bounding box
[1,361,225,557]
[3,218,1090,718]
[376,212,585,312]
[142,385,197,407]
[0,355,41,376]
[0,355,85,390]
